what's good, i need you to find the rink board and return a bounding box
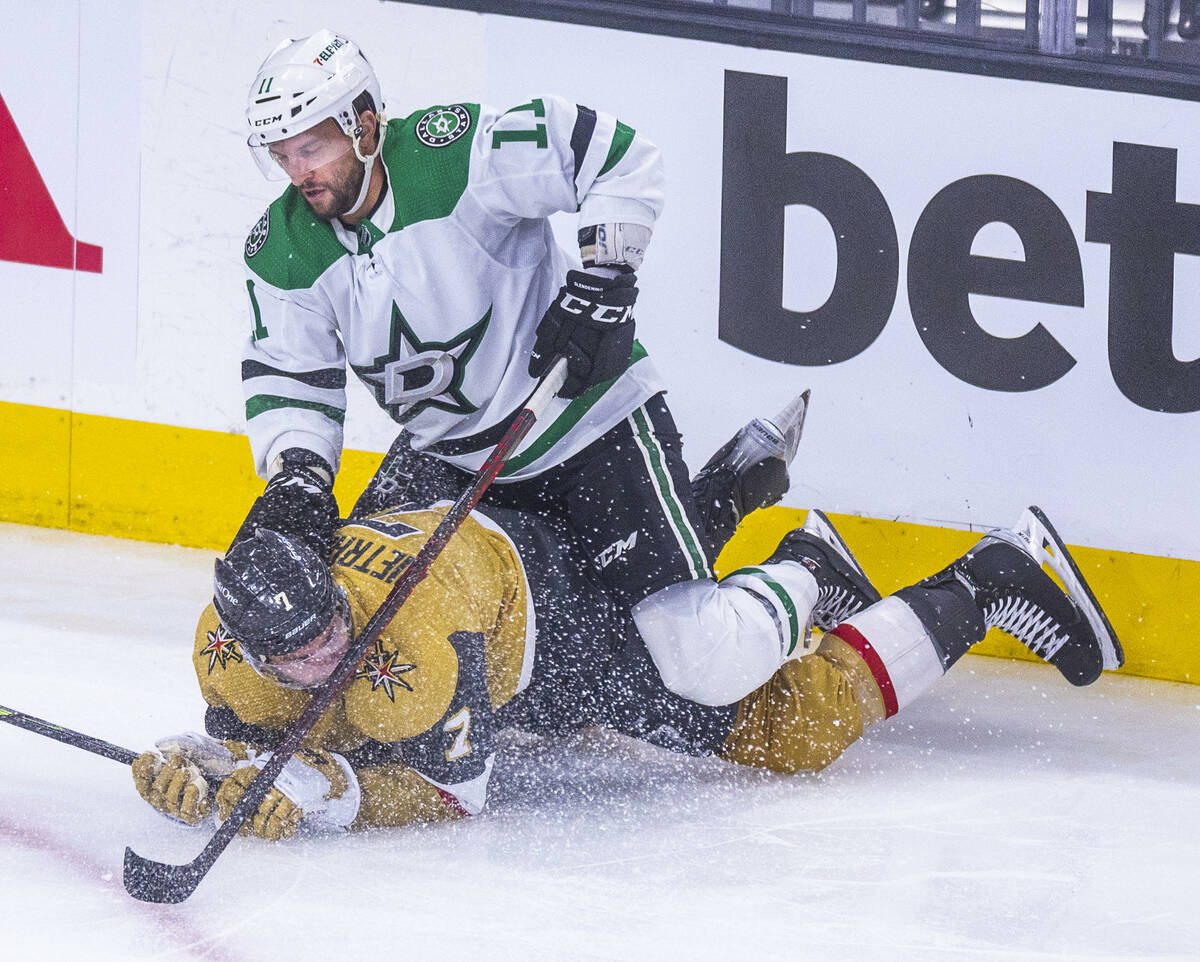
[2,1,1198,687]
[1,399,1193,686]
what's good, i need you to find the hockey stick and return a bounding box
[123,357,569,904]
[0,703,138,765]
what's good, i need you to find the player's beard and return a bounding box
[300,159,366,222]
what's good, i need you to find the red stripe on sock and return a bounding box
[830,623,900,718]
[436,787,471,817]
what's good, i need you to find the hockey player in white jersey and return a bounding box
[233,28,832,706]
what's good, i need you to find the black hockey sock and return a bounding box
[894,581,986,671]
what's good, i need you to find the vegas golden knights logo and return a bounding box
[201,624,244,674]
[354,641,416,701]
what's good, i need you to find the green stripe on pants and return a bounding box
[629,406,710,580]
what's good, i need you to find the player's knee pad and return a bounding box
[633,568,817,707]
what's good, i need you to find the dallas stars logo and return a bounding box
[201,623,243,674]
[245,208,269,257]
[352,303,490,424]
[354,642,417,701]
[415,105,472,147]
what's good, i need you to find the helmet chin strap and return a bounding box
[342,117,387,218]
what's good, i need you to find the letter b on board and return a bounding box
[719,71,898,365]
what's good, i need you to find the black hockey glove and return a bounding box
[227,448,339,560]
[528,270,638,398]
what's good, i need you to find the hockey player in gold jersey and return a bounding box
[133,491,1122,840]
[139,506,541,838]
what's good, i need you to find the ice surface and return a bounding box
[0,522,1197,961]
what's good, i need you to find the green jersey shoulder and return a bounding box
[386,103,479,231]
[242,104,482,290]
[242,189,344,291]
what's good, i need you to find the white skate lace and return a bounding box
[816,585,866,628]
[982,596,1070,660]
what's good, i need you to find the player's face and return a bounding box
[263,609,353,688]
[268,120,363,221]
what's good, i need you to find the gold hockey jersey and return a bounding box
[193,506,535,825]
[193,504,890,829]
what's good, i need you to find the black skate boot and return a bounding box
[691,391,810,552]
[908,507,1123,686]
[768,509,882,630]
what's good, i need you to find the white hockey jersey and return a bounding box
[241,96,667,481]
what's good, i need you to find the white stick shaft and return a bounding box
[525,357,568,419]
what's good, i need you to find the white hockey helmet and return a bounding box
[245,30,384,180]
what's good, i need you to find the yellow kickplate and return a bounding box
[0,401,70,528]
[2,401,1193,685]
[717,506,1198,686]
[1,401,381,551]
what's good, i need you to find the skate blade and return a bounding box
[802,508,872,584]
[766,390,810,465]
[990,507,1124,672]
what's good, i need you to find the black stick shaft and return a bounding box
[123,359,567,903]
[0,704,137,765]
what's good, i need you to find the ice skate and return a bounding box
[691,391,810,548]
[929,506,1123,686]
[769,509,882,630]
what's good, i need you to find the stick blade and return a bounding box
[123,846,206,903]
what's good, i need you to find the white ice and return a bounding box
[0,521,1197,961]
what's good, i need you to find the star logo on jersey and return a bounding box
[352,303,491,424]
[245,208,270,257]
[201,623,244,674]
[415,105,472,147]
[354,642,416,701]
